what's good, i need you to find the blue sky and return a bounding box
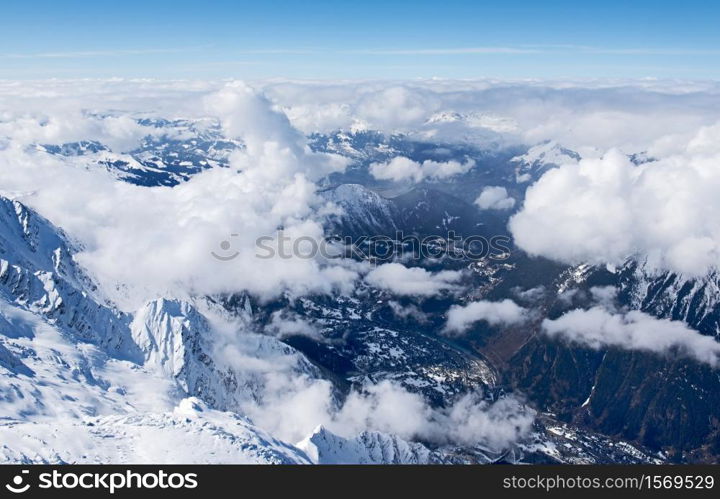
[1,0,720,79]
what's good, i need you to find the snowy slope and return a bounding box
[37,118,240,187]
[297,425,453,464]
[0,196,139,360]
[0,195,322,463]
[0,180,686,464]
[321,183,401,236]
[0,398,311,464]
[618,260,720,337]
[511,141,580,182]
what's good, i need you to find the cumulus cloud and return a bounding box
[474,186,516,210]
[330,382,534,450]
[204,81,348,183]
[206,304,533,450]
[511,285,547,304]
[356,86,440,130]
[265,311,322,341]
[510,142,720,276]
[5,78,720,153]
[262,79,720,156]
[0,80,538,451]
[0,82,357,310]
[244,372,534,450]
[542,307,720,367]
[435,391,534,449]
[387,300,429,323]
[589,286,618,309]
[5,77,720,452]
[369,156,475,183]
[444,299,528,335]
[0,111,160,152]
[364,263,462,296]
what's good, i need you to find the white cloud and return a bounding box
[356,86,439,130]
[265,311,322,341]
[261,79,720,154]
[512,285,547,304]
[9,77,720,458]
[209,304,533,449]
[0,82,357,311]
[0,112,157,153]
[444,299,528,335]
[219,336,533,449]
[474,186,516,210]
[435,391,534,448]
[327,381,534,450]
[4,78,720,152]
[589,286,618,308]
[387,300,429,323]
[542,307,720,367]
[204,81,348,183]
[369,156,474,183]
[510,140,720,276]
[364,263,462,296]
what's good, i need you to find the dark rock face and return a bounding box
[496,260,720,463]
[507,338,720,462]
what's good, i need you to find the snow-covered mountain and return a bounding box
[321,184,402,236]
[0,194,511,464]
[37,118,240,187]
[0,196,138,359]
[3,114,719,465]
[298,425,456,464]
[0,398,312,464]
[0,195,353,463]
[0,191,669,464]
[617,260,720,337]
[511,140,580,182]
